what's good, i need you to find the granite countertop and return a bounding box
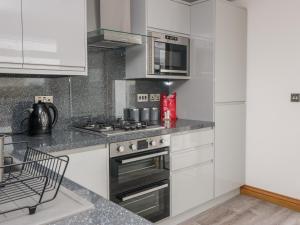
[3,119,214,225]
[46,178,153,225]
[5,119,214,154]
[5,129,108,153]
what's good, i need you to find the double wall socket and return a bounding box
[150,94,160,102]
[35,96,54,103]
[291,93,300,102]
[137,94,148,102]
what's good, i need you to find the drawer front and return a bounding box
[171,162,214,216]
[171,128,214,152]
[171,145,214,171]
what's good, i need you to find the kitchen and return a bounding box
[0,0,300,225]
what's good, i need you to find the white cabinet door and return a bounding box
[171,145,214,171]
[171,162,214,216]
[0,0,23,68]
[100,0,131,32]
[171,128,214,152]
[22,0,86,73]
[175,37,214,121]
[147,0,190,34]
[215,103,246,197]
[191,0,215,38]
[63,146,109,199]
[215,0,247,102]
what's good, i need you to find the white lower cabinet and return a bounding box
[171,128,214,152]
[215,103,246,197]
[62,145,109,199]
[171,161,214,216]
[171,129,215,217]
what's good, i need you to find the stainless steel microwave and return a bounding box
[148,31,190,78]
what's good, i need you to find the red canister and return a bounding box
[160,92,177,122]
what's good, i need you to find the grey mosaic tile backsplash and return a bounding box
[0,49,169,133]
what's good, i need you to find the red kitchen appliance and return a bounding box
[160,92,177,122]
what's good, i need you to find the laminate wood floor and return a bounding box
[179,195,300,225]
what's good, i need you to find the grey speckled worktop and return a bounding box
[3,119,214,225]
[46,178,153,225]
[5,119,214,154]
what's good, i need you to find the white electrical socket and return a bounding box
[150,94,160,102]
[137,94,148,102]
[35,96,54,103]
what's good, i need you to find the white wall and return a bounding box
[235,0,300,199]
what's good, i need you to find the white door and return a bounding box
[63,146,109,199]
[0,0,23,68]
[175,37,214,121]
[147,0,190,34]
[22,0,86,72]
[215,0,247,102]
[171,161,214,216]
[215,102,246,197]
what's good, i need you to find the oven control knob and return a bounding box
[129,144,137,151]
[150,140,157,147]
[160,139,166,144]
[117,145,125,153]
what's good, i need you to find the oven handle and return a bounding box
[160,69,188,74]
[120,151,168,164]
[121,184,169,202]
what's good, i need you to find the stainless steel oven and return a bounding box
[109,135,170,223]
[148,31,190,78]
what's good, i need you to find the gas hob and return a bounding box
[74,120,164,137]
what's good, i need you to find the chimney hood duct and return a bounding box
[87,0,143,49]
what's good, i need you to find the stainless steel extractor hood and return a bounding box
[87,0,143,49]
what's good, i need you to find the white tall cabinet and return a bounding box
[174,0,247,198]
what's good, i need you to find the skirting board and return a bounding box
[240,185,300,212]
[156,189,240,225]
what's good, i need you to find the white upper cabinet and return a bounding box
[215,0,247,102]
[0,0,23,68]
[0,0,87,75]
[190,0,246,103]
[22,0,86,74]
[147,0,190,34]
[191,0,215,38]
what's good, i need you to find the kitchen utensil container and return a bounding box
[139,108,150,123]
[128,108,140,122]
[150,107,160,125]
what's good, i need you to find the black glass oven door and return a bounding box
[154,41,188,75]
[113,180,170,223]
[110,148,169,194]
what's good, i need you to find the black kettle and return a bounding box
[28,101,58,136]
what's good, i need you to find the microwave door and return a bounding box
[154,42,188,75]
